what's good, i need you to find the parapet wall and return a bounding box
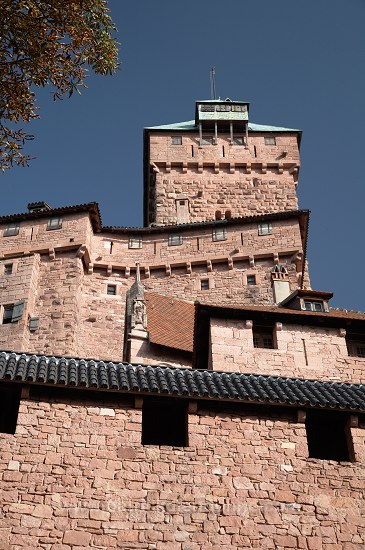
[1,393,364,549]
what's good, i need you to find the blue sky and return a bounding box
[2,0,365,310]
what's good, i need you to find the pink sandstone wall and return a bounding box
[209,318,365,383]
[0,394,364,549]
[147,133,300,225]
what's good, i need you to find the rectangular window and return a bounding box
[201,136,214,145]
[253,325,275,349]
[200,279,209,291]
[128,236,142,249]
[264,136,276,146]
[4,223,20,237]
[4,264,13,275]
[212,227,227,242]
[233,137,245,146]
[258,222,272,236]
[171,136,182,145]
[168,234,183,246]
[107,284,116,296]
[346,334,365,358]
[2,301,25,324]
[247,275,256,286]
[2,305,14,324]
[142,398,188,446]
[47,217,62,230]
[305,411,352,461]
[0,384,21,434]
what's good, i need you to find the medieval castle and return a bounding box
[0,98,364,549]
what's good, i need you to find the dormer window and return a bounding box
[303,301,324,312]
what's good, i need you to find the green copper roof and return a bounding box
[146,120,301,132]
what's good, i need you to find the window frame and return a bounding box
[47,216,63,231]
[168,234,183,247]
[212,227,227,242]
[258,222,272,236]
[232,136,245,146]
[252,324,276,349]
[247,274,256,286]
[200,279,210,291]
[4,263,13,276]
[303,300,324,312]
[128,236,142,249]
[107,284,117,296]
[264,136,276,146]
[171,136,182,145]
[4,223,20,237]
[201,136,214,146]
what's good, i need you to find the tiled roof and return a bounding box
[0,202,102,231]
[145,292,194,352]
[1,352,365,412]
[145,119,300,132]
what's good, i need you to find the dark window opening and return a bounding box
[346,334,365,358]
[215,210,222,220]
[247,274,256,286]
[142,398,188,446]
[0,384,21,434]
[225,210,232,220]
[253,325,275,349]
[305,411,352,461]
[2,301,25,324]
[4,264,13,275]
[201,279,209,290]
[3,305,14,324]
[4,223,20,237]
[107,284,116,296]
[47,217,62,231]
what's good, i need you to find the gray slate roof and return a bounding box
[1,352,365,412]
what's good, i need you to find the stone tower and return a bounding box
[144,98,300,226]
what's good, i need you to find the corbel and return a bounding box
[76,244,87,259]
[349,415,359,428]
[198,162,203,174]
[21,386,30,399]
[188,400,198,414]
[186,262,192,275]
[229,163,235,174]
[134,396,143,409]
[261,163,267,174]
[249,255,255,268]
[338,328,346,338]
[277,163,284,174]
[206,260,213,272]
[165,264,171,277]
[125,266,130,278]
[165,162,171,173]
[144,266,150,279]
[106,265,112,276]
[297,410,306,423]
[48,248,55,261]
[273,252,279,265]
[214,162,219,174]
[245,320,253,329]
[228,257,234,270]
[87,262,94,275]
[246,163,251,174]
[275,322,283,331]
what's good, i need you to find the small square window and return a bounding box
[2,301,25,324]
[171,136,182,145]
[168,234,183,246]
[258,222,272,236]
[264,136,276,146]
[201,136,214,145]
[346,334,365,358]
[107,284,116,296]
[4,264,13,275]
[142,398,188,446]
[212,227,227,242]
[306,411,352,461]
[253,325,275,349]
[233,137,244,146]
[47,217,62,231]
[4,223,19,237]
[247,275,256,286]
[129,236,142,249]
[201,279,209,291]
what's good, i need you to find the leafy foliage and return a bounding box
[0,0,119,171]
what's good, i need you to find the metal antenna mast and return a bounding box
[210,66,217,100]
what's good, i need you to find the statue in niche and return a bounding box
[132,299,147,329]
